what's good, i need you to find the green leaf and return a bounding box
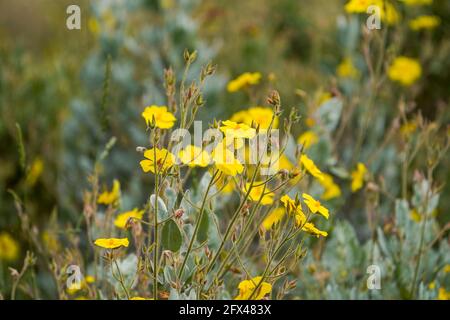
[314,97,343,132]
[197,209,210,243]
[161,219,182,252]
[15,123,26,172]
[150,194,169,221]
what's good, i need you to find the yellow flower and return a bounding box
[410,208,422,222]
[227,72,261,92]
[319,173,342,200]
[302,193,330,219]
[25,157,44,187]
[444,265,450,273]
[401,0,432,5]
[280,194,307,226]
[380,1,400,25]
[217,175,235,194]
[94,238,129,249]
[337,57,359,78]
[0,232,19,261]
[140,148,175,174]
[231,107,278,130]
[85,275,96,284]
[178,145,211,167]
[220,120,256,139]
[262,208,285,230]
[351,162,367,192]
[400,121,418,136]
[302,222,328,238]
[130,296,153,300]
[142,105,176,129]
[388,56,422,86]
[114,208,145,229]
[98,179,121,205]
[212,143,244,176]
[345,0,376,13]
[234,276,272,300]
[438,288,450,300]
[409,15,440,31]
[305,117,316,128]
[345,0,399,25]
[300,154,324,181]
[42,231,60,252]
[88,18,100,35]
[281,194,301,215]
[244,182,274,205]
[298,131,319,150]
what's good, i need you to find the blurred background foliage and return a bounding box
[0,0,449,299]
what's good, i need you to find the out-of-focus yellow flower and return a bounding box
[409,15,440,31]
[142,105,176,129]
[85,275,96,284]
[114,208,145,229]
[248,106,277,129]
[140,148,175,174]
[262,208,285,230]
[381,1,400,25]
[94,238,129,249]
[444,265,450,273]
[345,0,400,25]
[178,145,211,167]
[217,175,235,194]
[0,232,19,261]
[345,0,376,13]
[244,182,274,205]
[212,145,244,176]
[305,117,316,128]
[438,288,450,300]
[220,120,256,139]
[161,0,175,10]
[302,193,330,219]
[300,154,324,181]
[302,222,328,238]
[388,56,422,86]
[298,131,319,150]
[351,162,367,192]
[410,208,422,222]
[88,18,100,34]
[337,57,359,78]
[42,231,60,252]
[234,276,272,300]
[319,173,342,200]
[400,121,418,136]
[130,296,154,300]
[227,72,261,92]
[230,107,278,130]
[98,179,121,205]
[25,157,44,187]
[401,0,432,5]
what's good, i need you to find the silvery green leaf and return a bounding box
[150,194,168,221]
[283,134,297,163]
[315,97,343,132]
[169,288,179,300]
[165,187,177,212]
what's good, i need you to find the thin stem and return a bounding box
[153,147,159,300]
[178,170,219,279]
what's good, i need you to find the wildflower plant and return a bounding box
[0,0,449,302]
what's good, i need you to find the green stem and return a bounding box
[153,147,159,300]
[178,170,219,279]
